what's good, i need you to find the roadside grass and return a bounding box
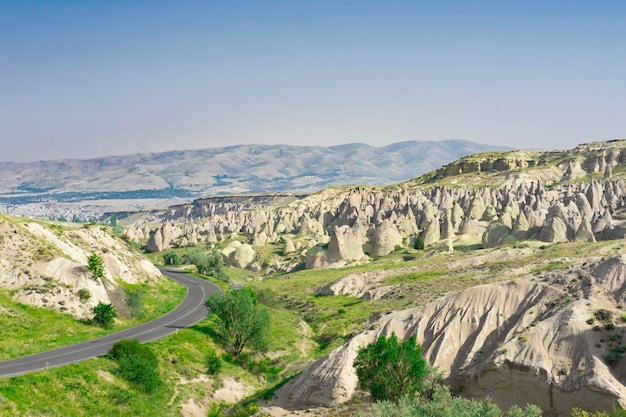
[0,310,303,417]
[0,356,175,417]
[0,292,111,361]
[0,276,186,362]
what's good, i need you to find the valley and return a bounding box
[2,140,626,416]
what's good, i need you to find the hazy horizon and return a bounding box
[1,1,625,162]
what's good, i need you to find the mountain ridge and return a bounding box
[0,139,509,219]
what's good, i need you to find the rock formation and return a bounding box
[0,216,161,319]
[135,177,626,270]
[272,255,626,416]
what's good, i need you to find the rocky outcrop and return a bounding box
[145,221,182,252]
[221,242,257,270]
[273,255,626,416]
[133,176,626,269]
[0,216,161,319]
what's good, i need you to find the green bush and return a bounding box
[205,349,222,376]
[87,253,105,278]
[108,339,157,363]
[77,288,91,302]
[91,302,117,328]
[353,333,427,403]
[162,251,182,266]
[108,339,161,393]
[570,407,626,417]
[605,345,626,367]
[117,352,161,393]
[187,248,229,282]
[353,384,542,417]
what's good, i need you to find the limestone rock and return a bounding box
[327,225,365,264]
[222,242,256,269]
[305,245,330,269]
[283,238,296,254]
[363,220,403,257]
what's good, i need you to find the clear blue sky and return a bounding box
[1,1,625,162]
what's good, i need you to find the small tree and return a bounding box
[205,348,222,376]
[162,251,182,266]
[187,248,229,282]
[414,235,425,250]
[92,302,117,328]
[353,333,427,403]
[205,288,270,358]
[108,339,160,393]
[87,253,105,278]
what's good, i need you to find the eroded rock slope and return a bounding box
[272,255,626,416]
[0,215,161,318]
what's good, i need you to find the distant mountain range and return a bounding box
[0,140,511,218]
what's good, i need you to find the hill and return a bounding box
[0,140,508,219]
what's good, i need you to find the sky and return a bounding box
[1,1,625,162]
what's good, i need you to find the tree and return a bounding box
[187,248,229,282]
[87,253,105,278]
[414,235,425,250]
[92,302,117,328]
[205,288,270,358]
[353,333,427,403]
[162,251,182,266]
[108,339,161,393]
[205,348,222,375]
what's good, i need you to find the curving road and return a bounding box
[0,268,221,379]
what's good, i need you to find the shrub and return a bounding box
[117,354,161,393]
[162,251,182,266]
[414,235,425,250]
[187,248,229,282]
[92,302,117,328]
[594,309,613,323]
[87,253,105,278]
[605,345,626,367]
[206,349,222,376]
[108,339,160,393]
[353,384,542,417]
[77,288,91,302]
[353,333,427,403]
[108,339,156,362]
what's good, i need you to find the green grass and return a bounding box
[5,237,626,415]
[0,276,186,362]
[386,268,447,285]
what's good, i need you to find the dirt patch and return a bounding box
[181,398,209,417]
[213,377,254,403]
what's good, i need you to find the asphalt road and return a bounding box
[0,268,221,379]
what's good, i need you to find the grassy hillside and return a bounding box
[3,237,626,416]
